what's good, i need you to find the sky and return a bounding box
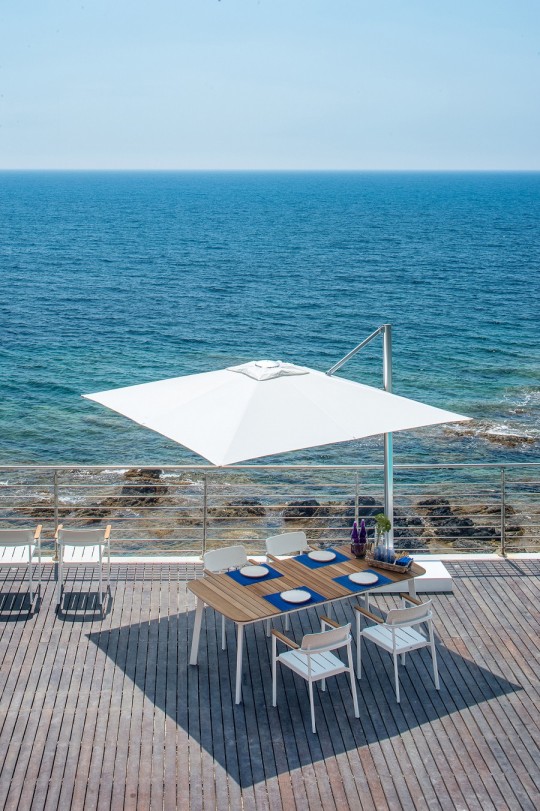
[0,0,538,170]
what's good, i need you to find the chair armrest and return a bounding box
[354,605,384,624]
[55,523,64,540]
[320,615,340,629]
[271,629,299,650]
[399,593,423,606]
[104,524,112,541]
[266,553,281,564]
[34,524,42,542]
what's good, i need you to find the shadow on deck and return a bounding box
[0,559,538,811]
[88,604,522,790]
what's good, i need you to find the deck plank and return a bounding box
[0,559,539,811]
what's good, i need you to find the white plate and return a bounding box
[349,572,378,586]
[280,589,312,604]
[308,550,336,562]
[239,565,269,579]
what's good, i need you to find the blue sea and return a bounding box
[0,171,539,468]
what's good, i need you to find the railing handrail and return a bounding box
[0,462,539,471]
[1,460,538,555]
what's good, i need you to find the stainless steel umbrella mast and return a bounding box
[327,324,394,544]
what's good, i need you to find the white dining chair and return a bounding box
[56,525,111,609]
[355,594,440,703]
[272,616,359,734]
[0,525,42,603]
[266,531,310,631]
[265,531,309,558]
[203,544,248,650]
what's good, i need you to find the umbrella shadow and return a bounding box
[87,601,522,789]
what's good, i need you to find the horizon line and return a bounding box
[0,167,539,173]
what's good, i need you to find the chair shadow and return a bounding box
[87,602,523,789]
[57,587,112,622]
[0,589,41,619]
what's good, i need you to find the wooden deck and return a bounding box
[0,559,539,811]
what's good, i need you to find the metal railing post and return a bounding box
[202,473,208,557]
[383,324,394,551]
[53,470,59,563]
[500,467,506,557]
[354,470,359,526]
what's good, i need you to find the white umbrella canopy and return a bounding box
[83,360,469,466]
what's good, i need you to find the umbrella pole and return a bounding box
[383,324,394,554]
[327,323,395,554]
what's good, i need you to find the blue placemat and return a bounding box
[333,569,393,593]
[263,586,328,613]
[293,548,349,569]
[226,564,283,587]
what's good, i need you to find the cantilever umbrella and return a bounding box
[84,357,469,541]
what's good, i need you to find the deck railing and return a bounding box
[0,463,538,556]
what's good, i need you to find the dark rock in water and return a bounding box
[16,503,71,521]
[418,497,451,509]
[394,511,426,541]
[395,537,429,552]
[473,526,498,539]
[93,468,169,510]
[283,499,326,519]
[418,496,500,545]
[118,475,168,507]
[432,515,498,541]
[452,538,486,550]
[323,500,355,518]
[402,514,424,527]
[436,516,472,537]
[75,506,111,522]
[323,496,383,520]
[210,499,266,518]
[426,505,453,518]
[358,496,384,518]
[483,433,536,447]
[124,468,163,480]
[121,483,162,499]
[465,503,517,516]
[446,423,536,446]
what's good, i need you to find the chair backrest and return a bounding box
[266,531,308,557]
[300,623,351,654]
[386,600,432,627]
[0,529,34,547]
[203,545,247,572]
[57,528,108,547]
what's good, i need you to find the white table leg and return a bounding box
[189,597,205,665]
[235,624,244,704]
[408,578,417,599]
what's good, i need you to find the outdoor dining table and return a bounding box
[188,545,426,703]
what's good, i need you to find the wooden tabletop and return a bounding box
[188,546,426,624]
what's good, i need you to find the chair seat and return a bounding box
[278,649,347,681]
[362,624,428,653]
[0,545,35,564]
[61,544,102,563]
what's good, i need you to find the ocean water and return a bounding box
[0,171,539,468]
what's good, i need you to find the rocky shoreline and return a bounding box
[6,466,531,555]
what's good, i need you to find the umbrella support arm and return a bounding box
[327,324,394,550]
[326,326,386,376]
